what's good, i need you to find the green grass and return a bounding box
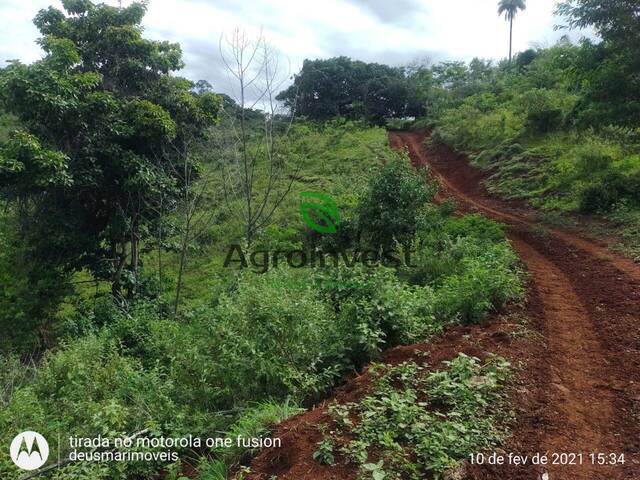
[433,111,640,260]
[0,121,524,479]
[150,120,394,309]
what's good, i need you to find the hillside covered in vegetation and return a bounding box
[0,1,638,479]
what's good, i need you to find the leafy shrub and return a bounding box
[0,113,18,143]
[527,108,563,134]
[515,89,577,134]
[0,354,35,408]
[0,303,304,479]
[0,334,176,479]
[432,239,523,323]
[215,268,346,399]
[580,171,640,213]
[313,438,336,465]
[59,296,122,339]
[357,157,436,249]
[575,147,616,175]
[0,240,71,354]
[402,215,522,323]
[317,265,437,365]
[441,214,506,243]
[321,354,510,478]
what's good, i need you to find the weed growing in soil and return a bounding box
[317,354,511,479]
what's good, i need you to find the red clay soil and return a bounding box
[244,131,640,480]
[244,307,546,480]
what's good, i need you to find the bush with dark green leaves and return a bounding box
[357,157,436,249]
[317,265,437,366]
[580,171,640,213]
[403,215,524,323]
[0,1,222,321]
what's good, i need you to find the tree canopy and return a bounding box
[556,0,640,125]
[0,0,222,302]
[277,57,421,125]
[498,0,526,21]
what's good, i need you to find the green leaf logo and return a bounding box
[300,192,340,234]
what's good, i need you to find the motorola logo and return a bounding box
[10,431,49,471]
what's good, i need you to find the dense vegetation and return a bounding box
[416,1,640,257]
[0,111,523,477]
[315,355,511,478]
[0,1,221,352]
[1,0,635,478]
[429,42,640,215]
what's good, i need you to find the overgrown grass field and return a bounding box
[0,123,523,479]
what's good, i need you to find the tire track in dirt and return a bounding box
[390,132,640,282]
[243,132,640,480]
[244,310,548,480]
[391,131,640,480]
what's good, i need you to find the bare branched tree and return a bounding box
[218,28,301,245]
[148,29,300,316]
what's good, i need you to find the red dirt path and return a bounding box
[393,131,640,479]
[244,131,640,480]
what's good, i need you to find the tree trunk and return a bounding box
[174,213,191,318]
[157,196,164,315]
[509,18,514,63]
[111,241,127,305]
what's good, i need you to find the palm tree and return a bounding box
[498,0,526,63]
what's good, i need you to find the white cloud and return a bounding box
[0,0,591,96]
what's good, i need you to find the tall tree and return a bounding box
[498,0,527,63]
[556,0,640,125]
[0,1,221,307]
[277,57,413,124]
[218,28,300,245]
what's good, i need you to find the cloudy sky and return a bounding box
[0,0,589,96]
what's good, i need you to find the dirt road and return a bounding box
[244,131,640,480]
[390,131,640,480]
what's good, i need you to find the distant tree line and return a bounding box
[277,0,639,129]
[277,57,425,125]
